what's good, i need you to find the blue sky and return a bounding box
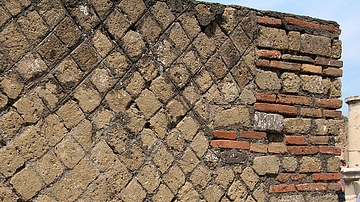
[201,0,360,116]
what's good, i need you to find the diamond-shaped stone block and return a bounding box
[164,165,185,193]
[90,140,115,172]
[14,126,48,161]
[120,179,146,202]
[16,52,48,80]
[55,135,85,168]
[34,151,64,184]
[56,100,85,129]
[154,144,174,173]
[40,114,67,146]
[0,145,25,177]
[136,89,161,119]
[10,167,43,200]
[117,0,146,23]
[17,10,48,44]
[136,164,161,193]
[14,92,45,123]
[74,84,101,113]
[54,17,82,48]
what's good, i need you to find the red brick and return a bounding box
[268,143,287,154]
[256,59,270,67]
[295,183,328,192]
[300,108,322,118]
[269,184,296,193]
[319,146,341,156]
[250,143,268,153]
[256,49,281,59]
[314,98,342,109]
[256,92,276,102]
[315,57,343,67]
[270,60,301,71]
[210,140,250,150]
[285,17,320,29]
[277,94,312,106]
[323,110,342,119]
[309,136,329,145]
[254,103,297,116]
[301,64,322,74]
[285,136,307,145]
[312,173,342,181]
[277,173,307,182]
[240,131,267,139]
[320,24,341,35]
[287,146,318,155]
[257,16,282,26]
[213,130,237,140]
[323,67,343,77]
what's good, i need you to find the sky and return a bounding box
[200,0,360,116]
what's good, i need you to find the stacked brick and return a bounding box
[0,0,344,201]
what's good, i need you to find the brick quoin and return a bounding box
[285,136,307,145]
[256,59,270,67]
[323,67,343,77]
[276,173,307,182]
[295,183,328,192]
[312,173,342,181]
[210,140,250,150]
[323,110,342,119]
[277,94,312,106]
[285,17,320,29]
[269,184,296,193]
[257,16,282,26]
[300,108,322,118]
[256,92,276,102]
[315,57,343,67]
[240,131,267,139]
[285,17,341,35]
[254,103,297,116]
[301,64,322,74]
[319,146,341,156]
[256,49,281,59]
[314,98,342,109]
[270,60,301,71]
[287,146,318,155]
[213,130,237,140]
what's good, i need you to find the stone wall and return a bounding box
[0,0,345,201]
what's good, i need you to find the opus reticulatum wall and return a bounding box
[0,0,345,201]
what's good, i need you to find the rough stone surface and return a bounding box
[256,70,281,91]
[281,72,300,93]
[301,34,331,56]
[0,1,344,201]
[253,156,280,175]
[254,112,284,132]
[10,167,43,200]
[284,118,312,134]
[258,26,288,50]
[300,157,322,173]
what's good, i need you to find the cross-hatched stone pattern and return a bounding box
[0,0,260,201]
